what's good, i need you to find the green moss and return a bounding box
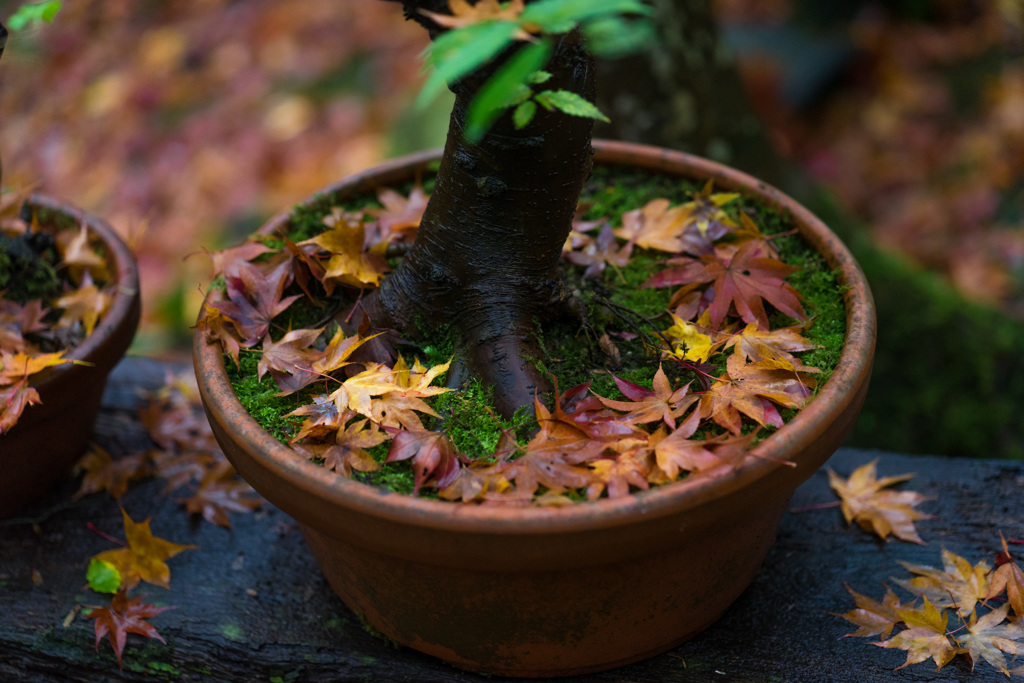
[219,622,245,643]
[226,351,308,443]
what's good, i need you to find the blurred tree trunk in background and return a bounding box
[595,0,788,187]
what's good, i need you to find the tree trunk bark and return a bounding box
[367,2,596,418]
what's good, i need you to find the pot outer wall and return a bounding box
[0,196,140,518]
[194,141,876,677]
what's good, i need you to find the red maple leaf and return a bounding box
[386,429,461,494]
[645,240,806,330]
[88,589,174,669]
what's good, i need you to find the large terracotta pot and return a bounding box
[0,195,141,518]
[193,141,876,677]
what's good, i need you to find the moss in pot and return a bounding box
[192,2,875,677]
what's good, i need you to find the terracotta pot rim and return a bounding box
[193,140,875,534]
[19,193,140,385]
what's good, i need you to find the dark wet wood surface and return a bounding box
[1,356,1020,682]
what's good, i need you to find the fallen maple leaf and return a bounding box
[827,459,932,544]
[59,222,108,281]
[645,240,806,330]
[596,364,698,429]
[956,603,1024,675]
[0,381,41,433]
[87,588,174,669]
[73,445,153,501]
[614,198,690,253]
[301,209,389,288]
[386,429,461,494]
[565,222,633,279]
[701,353,815,435]
[321,418,387,477]
[91,509,196,590]
[836,585,905,639]
[365,185,430,247]
[52,272,112,336]
[177,460,262,528]
[212,260,300,346]
[872,598,958,671]
[988,532,1024,618]
[896,548,991,617]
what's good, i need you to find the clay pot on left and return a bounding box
[0,195,140,518]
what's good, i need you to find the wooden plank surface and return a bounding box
[1,356,1020,682]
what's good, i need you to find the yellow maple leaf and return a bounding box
[828,459,932,544]
[660,311,715,363]
[301,210,388,288]
[897,548,991,617]
[0,350,80,383]
[52,277,113,336]
[872,598,958,671]
[91,509,196,590]
[59,222,108,282]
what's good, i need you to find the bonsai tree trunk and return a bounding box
[368,0,596,418]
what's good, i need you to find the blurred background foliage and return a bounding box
[1,0,1021,458]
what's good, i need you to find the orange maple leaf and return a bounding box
[177,460,262,528]
[827,459,932,544]
[701,353,815,435]
[596,364,698,429]
[420,0,527,32]
[72,445,153,501]
[613,198,690,253]
[365,185,430,247]
[91,509,196,590]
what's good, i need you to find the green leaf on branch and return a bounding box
[534,89,610,123]
[528,70,553,84]
[417,20,519,109]
[464,39,552,142]
[7,1,62,31]
[513,100,537,129]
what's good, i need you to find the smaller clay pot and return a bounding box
[0,195,140,518]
